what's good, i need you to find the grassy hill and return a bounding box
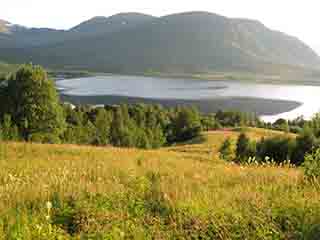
[0,61,17,75]
[1,128,319,239]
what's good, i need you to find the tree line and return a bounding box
[0,65,227,148]
[219,127,319,167]
[4,63,317,158]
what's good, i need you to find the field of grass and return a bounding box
[0,62,18,75]
[0,128,319,239]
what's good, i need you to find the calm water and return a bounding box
[57,75,320,122]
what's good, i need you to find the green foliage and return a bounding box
[0,114,19,141]
[144,172,172,217]
[304,149,320,180]
[291,128,318,166]
[110,106,135,147]
[60,103,205,149]
[273,118,290,132]
[215,110,260,127]
[235,133,256,163]
[93,108,112,145]
[168,107,202,143]
[1,64,65,143]
[219,138,233,161]
[201,115,221,131]
[256,136,294,164]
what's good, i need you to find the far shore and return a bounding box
[53,70,320,86]
[60,94,302,117]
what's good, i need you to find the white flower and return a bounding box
[46,201,52,210]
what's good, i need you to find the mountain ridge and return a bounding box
[0,11,319,75]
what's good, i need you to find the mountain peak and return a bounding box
[71,12,156,34]
[1,11,319,73]
[109,12,155,19]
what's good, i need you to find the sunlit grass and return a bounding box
[0,128,318,239]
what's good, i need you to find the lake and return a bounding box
[56,75,320,122]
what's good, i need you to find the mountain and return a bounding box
[0,13,155,48]
[0,19,66,48]
[70,13,156,37]
[0,12,319,75]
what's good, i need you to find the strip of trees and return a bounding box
[220,127,319,166]
[0,65,222,148]
[3,63,317,159]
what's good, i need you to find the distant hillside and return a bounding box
[0,61,17,75]
[1,12,320,76]
[70,13,156,37]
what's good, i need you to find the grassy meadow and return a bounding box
[0,128,319,239]
[0,62,18,75]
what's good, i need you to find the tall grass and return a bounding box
[0,128,319,239]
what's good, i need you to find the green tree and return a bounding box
[169,107,202,143]
[235,133,255,163]
[256,136,294,164]
[149,125,166,148]
[0,114,19,141]
[2,65,65,143]
[93,108,112,145]
[291,128,318,166]
[304,148,320,180]
[201,115,221,131]
[219,138,233,161]
[110,107,136,147]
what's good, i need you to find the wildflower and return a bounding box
[46,201,52,210]
[46,201,52,221]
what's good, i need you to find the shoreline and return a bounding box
[60,94,302,117]
[53,71,320,86]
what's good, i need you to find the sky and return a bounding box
[1,0,320,54]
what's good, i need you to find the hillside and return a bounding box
[70,13,156,37]
[1,128,319,239]
[0,61,17,75]
[0,12,320,76]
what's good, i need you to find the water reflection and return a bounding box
[57,75,320,122]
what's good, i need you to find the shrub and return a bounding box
[304,149,320,181]
[219,138,233,161]
[256,136,294,164]
[235,133,256,163]
[292,128,318,166]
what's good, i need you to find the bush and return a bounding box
[168,107,202,143]
[304,149,320,180]
[256,136,294,164]
[235,133,256,163]
[29,133,61,144]
[219,138,233,161]
[292,128,318,166]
